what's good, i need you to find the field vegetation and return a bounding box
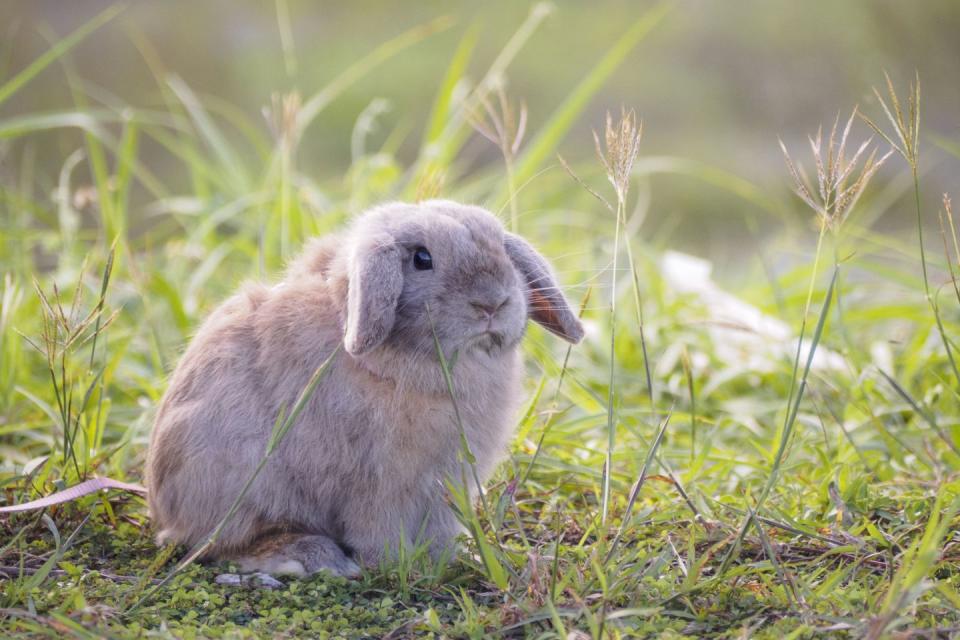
[1,3,959,638]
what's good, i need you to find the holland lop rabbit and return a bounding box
[146,200,584,577]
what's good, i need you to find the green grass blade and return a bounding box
[867,493,960,639]
[167,75,250,192]
[604,407,673,563]
[421,23,479,150]
[111,119,140,239]
[0,110,110,140]
[0,5,123,109]
[877,368,960,458]
[504,1,672,200]
[718,266,838,576]
[295,15,454,142]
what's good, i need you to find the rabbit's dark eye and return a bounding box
[413,247,433,271]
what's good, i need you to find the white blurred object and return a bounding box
[660,251,846,373]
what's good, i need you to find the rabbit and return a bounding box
[146,199,584,578]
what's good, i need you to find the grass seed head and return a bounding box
[779,107,891,229]
[263,91,302,150]
[860,70,920,168]
[594,107,643,205]
[415,165,447,202]
[942,193,957,253]
[939,193,960,304]
[468,81,528,162]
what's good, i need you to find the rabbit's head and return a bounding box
[340,200,584,358]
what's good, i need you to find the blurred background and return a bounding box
[2,0,960,277]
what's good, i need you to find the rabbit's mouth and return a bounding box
[467,330,507,353]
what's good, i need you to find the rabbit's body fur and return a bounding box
[147,201,582,577]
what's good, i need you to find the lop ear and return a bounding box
[344,232,404,355]
[504,233,585,344]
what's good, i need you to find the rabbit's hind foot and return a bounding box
[232,532,361,578]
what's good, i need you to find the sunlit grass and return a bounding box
[1,5,959,639]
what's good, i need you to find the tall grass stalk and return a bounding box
[720,108,890,574]
[611,209,705,535]
[263,91,302,264]
[274,0,298,79]
[938,194,960,308]
[778,107,889,441]
[469,85,527,232]
[862,73,960,383]
[560,145,698,522]
[594,109,642,527]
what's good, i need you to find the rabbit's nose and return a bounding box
[471,296,509,318]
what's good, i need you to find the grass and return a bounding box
[2,4,960,639]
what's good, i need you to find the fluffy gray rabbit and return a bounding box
[146,200,584,577]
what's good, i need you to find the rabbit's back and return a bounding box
[147,277,345,552]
